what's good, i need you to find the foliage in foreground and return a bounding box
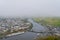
[36,35,60,40]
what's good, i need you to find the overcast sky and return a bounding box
[0,0,60,17]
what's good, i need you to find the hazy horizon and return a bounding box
[0,0,60,17]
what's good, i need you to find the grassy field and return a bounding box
[33,17,60,27]
[43,18,60,26]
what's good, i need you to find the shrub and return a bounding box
[36,35,60,40]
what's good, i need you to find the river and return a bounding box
[2,19,48,40]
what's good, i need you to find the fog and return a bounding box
[0,0,60,17]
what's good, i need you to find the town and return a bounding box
[0,17,32,37]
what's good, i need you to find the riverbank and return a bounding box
[6,31,24,37]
